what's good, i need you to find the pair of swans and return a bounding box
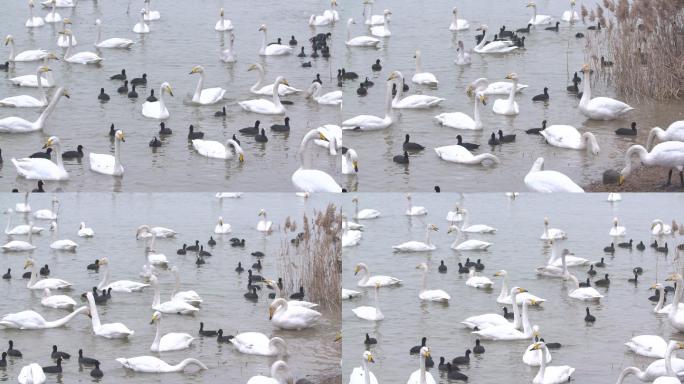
[291,128,342,192]
[462,287,528,329]
[616,340,684,383]
[392,224,438,252]
[494,270,546,305]
[474,299,536,340]
[25,258,72,290]
[4,35,48,62]
[345,19,381,47]
[269,298,321,330]
[435,92,486,130]
[578,64,633,120]
[214,8,234,31]
[546,240,589,267]
[189,65,226,105]
[352,282,384,321]
[12,136,68,181]
[0,87,69,133]
[309,0,338,26]
[142,82,173,119]
[90,129,125,176]
[473,26,518,54]
[535,241,570,278]
[258,25,292,55]
[150,275,199,315]
[0,66,51,107]
[354,262,401,287]
[342,78,393,130]
[49,221,78,251]
[117,356,207,374]
[352,197,380,219]
[1,305,88,329]
[41,288,77,309]
[150,311,194,352]
[97,257,150,292]
[239,76,290,114]
[306,82,342,105]
[370,10,392,37]
[448,226,492,251]
[646,120,684,150]
[95,19,134,48]
[468,77,529,96]
[61,30,103,64]
[619,141,684,185]
[349,351,378,384]
[249,63,300,96]
[525,157,584,193]
[416,263,450,302]
[449,7,469,30]
[541,125,600,154]
[389,71,444,109]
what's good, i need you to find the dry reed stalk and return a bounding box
[586,0,684,100]
[278,203,341,315]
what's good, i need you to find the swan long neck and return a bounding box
[535,344,547,382]
[580,71,591,106]
[36,88,64,129]
[511,289,522,329]
[498,273,509,300]
[98,264,109,290]
[470,153,499,165]
[298,129,319,170]
[654,285,665,312]
[36,67,46,104]
[272,79,283,109]
[251,65,265,92]
[621,145,648,177]
[152,279,160,307]
[419,352,427,384]
[392,76,404,104]
[373,285,382,317]
[646,128,665,150]
[507,78,517,106]
[415,52,422,73]
[45,306,88,328]
[362,357,370,384]
[383,80,393,117]
[193,71,205,103]
[521,300,532,335]
[582,132,599,153]
[172,270,181,297]
[260,29,267,54]
[171,358,207,373]
[383,13,390,30]
[52,140,66,172]
[27,262,39,288]
[425,227,432,246]
[4,210,11,234]
[473,97,482,128]
[86,293,102,329]
[95,23,101,45]
[670,274,683,319]
[113,135,121,170]
[158,84,166,114]
[8,39,15,61]
[420,268,427,293]
[151,318,161,351]
[616,367,645,383]
[64,33,73,58]
[664,342,678,377]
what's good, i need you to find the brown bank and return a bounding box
[586,167,684,192]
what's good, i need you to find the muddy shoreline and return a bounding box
[584,166,684,192]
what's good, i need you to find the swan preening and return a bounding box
[646,121,684,150]
[541,125,600,154]
[193,137,244,160]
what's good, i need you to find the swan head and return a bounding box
[415,262,428,271]
[446,225,461,235]
[331,0,337,6]
[218,216,224,225]
[270,337,289,356]
[189,65,204,75]
[526,2,537,8]
[505,73,519,81]
[427,224,439,232]
[38,66,51,74]
[115,130,125,142]
[363,351,375,363]
[612,217,619,227]
[275,76,289,86]
[387,71,403,83]
[150,311,162,324]
[383,9,392,16]
[98,257,109,266]
[581,63,591,73]
[347,18,356,25]
[4,35,13,45]
[420,347,431,359]
[160,82,173,96]
[24,258,35,270]
[532,325,541,338]
[354,263,367,275]
[258,209,266,217]
[493,270,507,277]
[650,283,662,290]
[351,196,358,203]
[63,18,72,25]
[219,8,224,17]
[529,342,544,351]
[42,136,61,150]
[666,273,681,282]
[49,221,57,231]
[258,24,267,32]
[511,286,527,295]
[95,19,101,26]
[478,93,487,105]
[135,225,152,239]
[452,7,458,14]
[139,8,146,15]
[247,63,261,72]
[28,0,35,9]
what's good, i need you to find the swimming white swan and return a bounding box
[343,225,362,247]
[411,51,438,85]
[349,351,378,384]
[646,121,684,150]
[309,0,337,26]
[77,222,94,237]
[142,82,173,119]
[2,225,36,252]
[609,217,626,236]
[352,282,384,321]
[61,30,102,64]
[462,287,527,329]
[12,137,68,181]
[561,0,580,23]
[454,40,472,65]
[246,360,293,384]
[474,299,535,340]
[0,66,50,107]
[239,76,289,114]
[526,2,553,25]
[547,245,589,267]
[566,274,603,301]
[448,226,492,251]
[192,137,244,161]
[214,8,233,31]
[652,283,684,315]
[262,280,319,309]
[493,73,520,115]
[468,77,529,95]
[459,208,497,233]
[306,82,342,105]
[524,157,584,193]
[466,268,494,288]
[169,266,202,306]
[5,210,44,235]
[15,192,32,212]
[416,263,450,302]
[49,221,78,251]
[150,275,199,315]
[523,326,552,366]
[18,363,46,384]
[342,79,393,130]
[535,244,569,278]
[97,257,149,292]
[269,298,321,330]
[390,71,444,108]
[407,347,436,384]
[578,64,633,120]
[473,26,518,54]
[90,129,125,176]
[25,0,44,28]
[142,0,159,20]
[24,258,71,289]
[230,333,288,356]
[405,193,427,216]
[94,19,134,48]
[435,92,485,130]
[541,125,600,155]
[342,288,362,300]
[354,263,401,287]
[56,18,75,47]
[666,272,684,332]
[291,128,342,192]
[249,63,300,96]
[133,9,150,33]
[117,356,207,373]
[40,0,74,7]
[617,340,684,382]
[0,306,87,329]
[257,209,272,232]
[0,87,69,133]
[44,0,61,22]
[449,7,469,30]
[41,288,76,309]
[35,197,58,220]
[352,197,380,219]
[220,32,237,63]
[370,9,392,37]
[213,216,232,233]
[189,65,226,105]
[10,54,57,87]
[258,25,292,55]
[345,18,380,47]
[625,334,668,359]
[4,35,48,62]
[619,142,684,185]
[363,0,384,25]
[495,270,546,305]
[529,342,575,384]
[540,218,567,240]
[393,224,438,252]
[136,225,176,238]
[150,311,194,352]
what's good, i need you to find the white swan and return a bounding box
[269,298,321,330]
[309,0,337,26]
[349,351,378,384]
[561,0,580,23]
[25,258,71,289]
[49,221,78,251]
[2,224,36,252]
[246,360,293,384]
[18,363,46,384]
[351,282,384,321]
[220,32,236,63]
[494,270,546,305]
[169,266,202,306]
[342,288,362,300]
[10,54,57,87]
[249,63,301,96]
[609,217,626,236]
[25,0,44,28]
[460,208,497,233]
[474,299,535,340]
[257,209,272,232]
[192,137,244,161]
[466,268,494,288]
[150,311,194,352]
[473,26,518,54]
[291,128,342,193]
[40,0,74,7]
[189,65,226,105]
[646,121,684,150]
[214,8,233,31]
[393,224,437,252]
[416,263,450,302]
[214,216,231,233]
[142,0,160,20]
[370,10,392,37]
[454,40,471,65]
[150,275,199,315]
[133,9,150,33]
[526,2,553,25]
[619,142,684,185]
[462,287,527,329]
[523,326,551,366]
[56,19,75,48]
[666,272,684,332]
[0,87,69,133]
[352,197,380,219]
[263,280,319,309]
[448,226,492,251]
[34,197,58,220]
[625,334,668,359]
[354,263,401,287]
[468,77,528,95]
[41,288,76,309]
[258,25,292,56]
[567,274,603,301]
[540,218,567,240]
[13,136,69,181]
[306,82,342,105]
[94,19,134,48]
[342,226,362,247]
[230,333,288,356]
[117,356,207,373]
[342,78,393,130]
[449,7,469,30]
[651,219,673,236]
[547,246,589,267]
[4,35,48,62]
[524,157,584,193]
[390,71,444,108]
[579,64,633,120]
[0,306,87,329]
[62,30,102,64]
[136,225,176,238]
[617,340,684,382]
[493,73,520,115]
[345,18,380,47]
[90,129,124,176]
[15,192,32,212]
[97,258,149,292]
[529,343,575,384]
[435,92,485,130]
[541,125,600,155]
[239,76,289,114]
[0,66,50,107]
[411,51,438,85]
[405,193,427,216]
[363,0,384,25]
[535,244,569,278]
[406,347,436,384]
[78,222,95,237]
[5,210,44,235]
[651,283,684,315]
[142,82,173,119]
[44,0,61,23]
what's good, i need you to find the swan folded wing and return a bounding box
[1,311,44,329]
[100,322,134,337]
[282,306,321,327]
[473,324,524,340]
[292,169,342,192]
[198,87,226,105]
[264,45,292,55]
[588,97,633,118]
[192,140,228,159]
[461,314,509,329]
[159,333,194,351]
[1,117,35,133]
[0,96,44,107]
[89,153,115,174]
[653,143,684,167]
[394,95,444,108]
[238,99,276,114]
[435,112,475,129]
[99,38,134,48]
[525,171,584,193]
[12,158,63,180]
[142,101,168,119]
[117,357,164,372]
